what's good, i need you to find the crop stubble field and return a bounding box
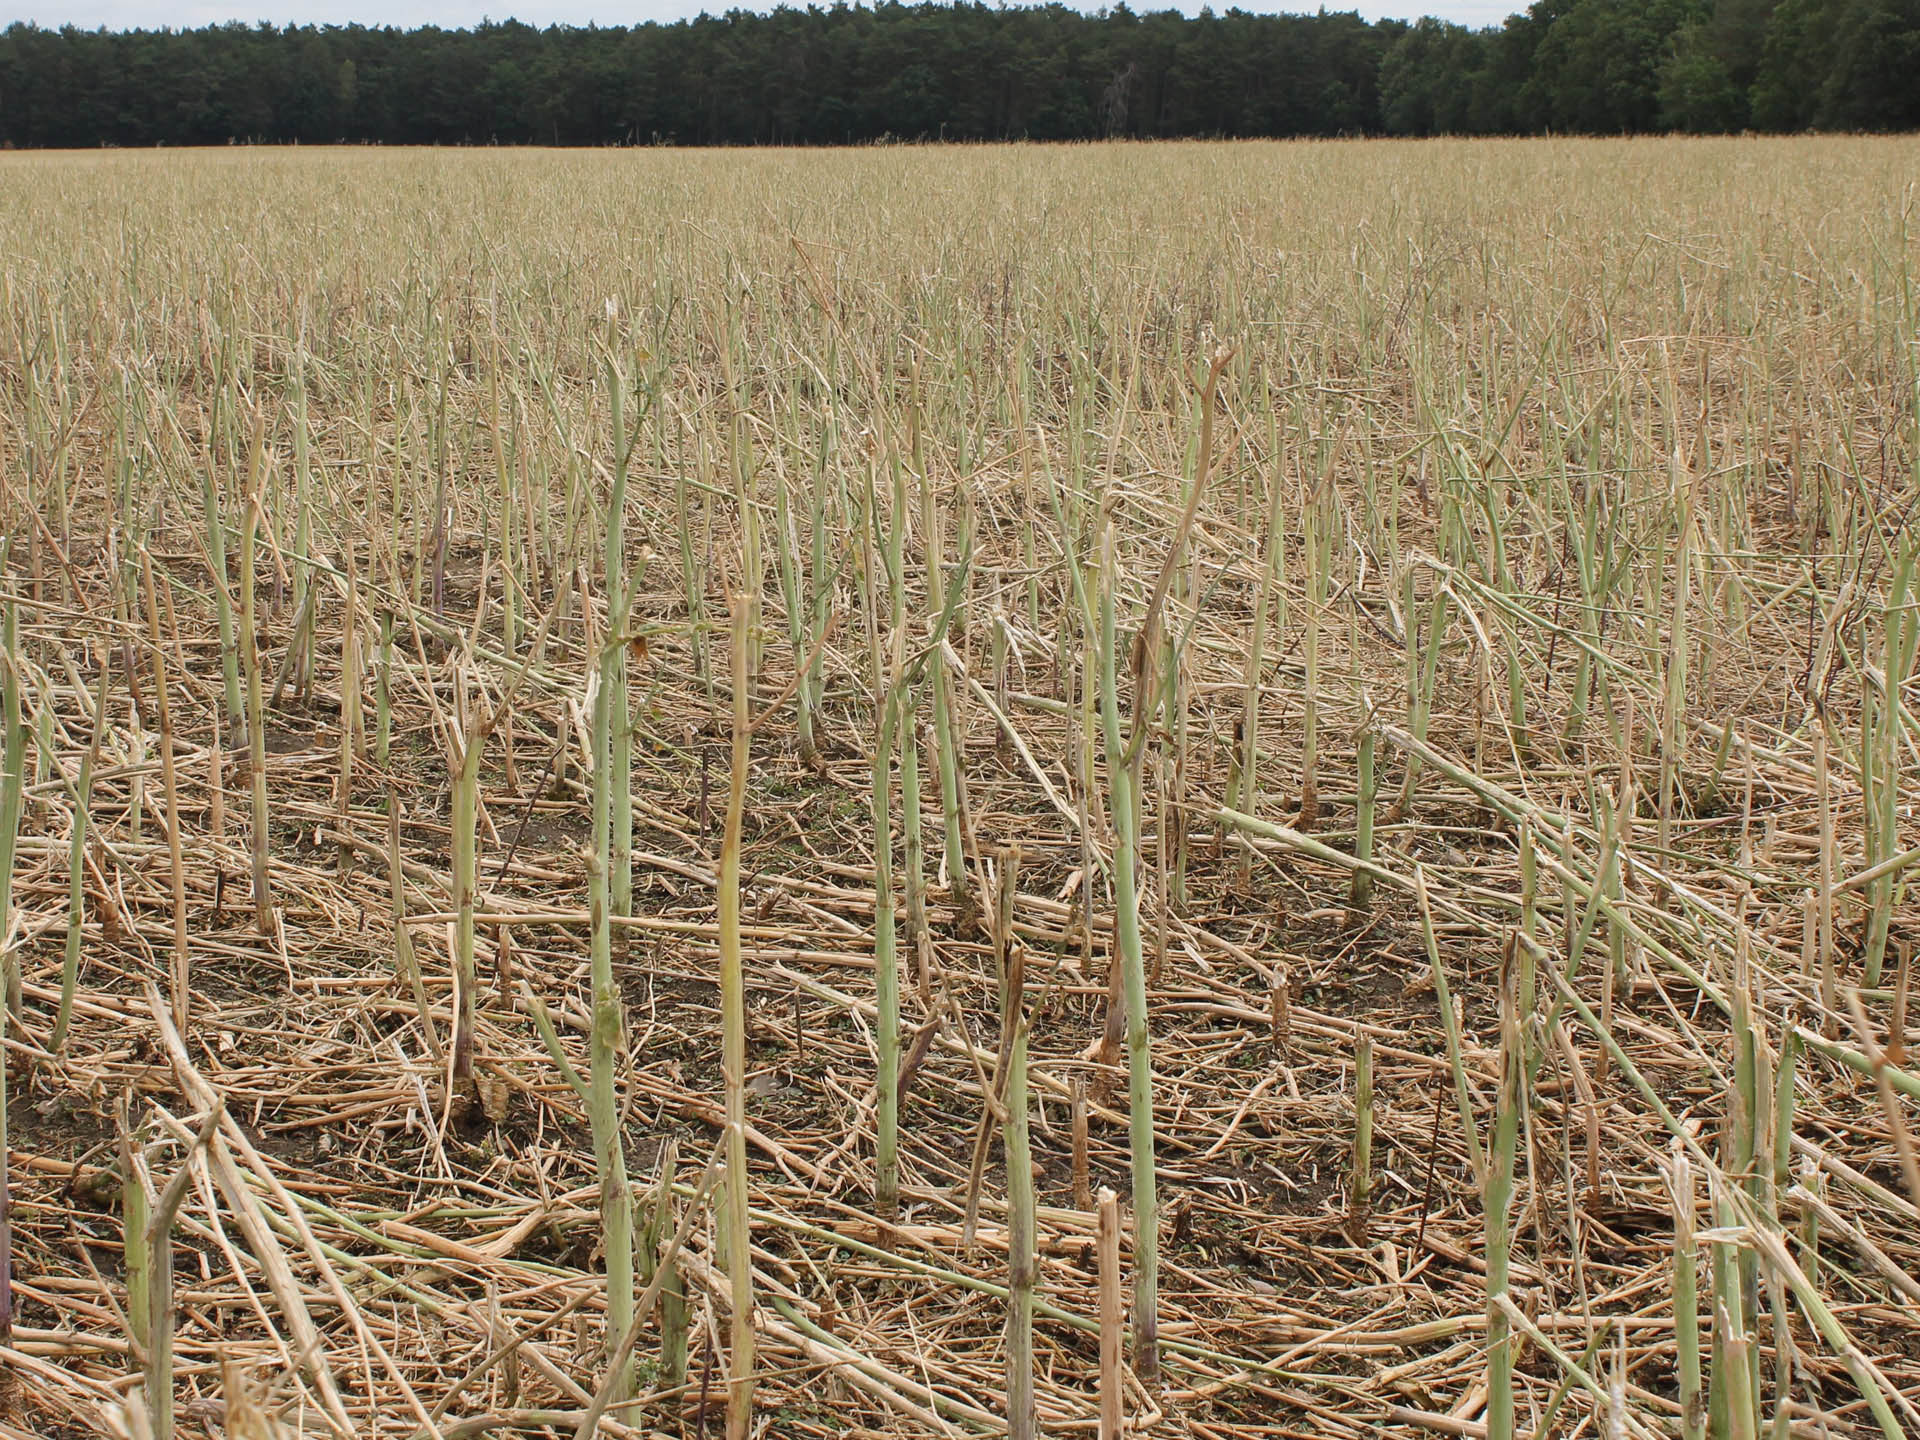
[0,138,1916,1439]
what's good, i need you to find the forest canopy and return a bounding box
[2,0,1915,148]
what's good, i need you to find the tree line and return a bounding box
[1,0,1914,149]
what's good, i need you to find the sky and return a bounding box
[2,0,1522,36]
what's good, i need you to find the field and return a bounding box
[0,137,1917,1440]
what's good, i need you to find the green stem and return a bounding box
[1673,1148,1704,1440]
[872,682,901,1216]
[1099,528,1158,1379]
[588,608,634,1400]
[1350,1036,1373,1237]
[1484,998,1520,1440]
[719,591,755,1440]
[1004,921,1035,1440]
[239,459,272,937]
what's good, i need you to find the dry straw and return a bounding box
[0,137,1913,1440]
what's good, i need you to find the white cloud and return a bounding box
[4,0,1522,33]
[9,0,694,27]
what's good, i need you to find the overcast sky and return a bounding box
[4,0,1522,35]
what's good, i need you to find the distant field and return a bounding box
[0,138,1916,1439]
